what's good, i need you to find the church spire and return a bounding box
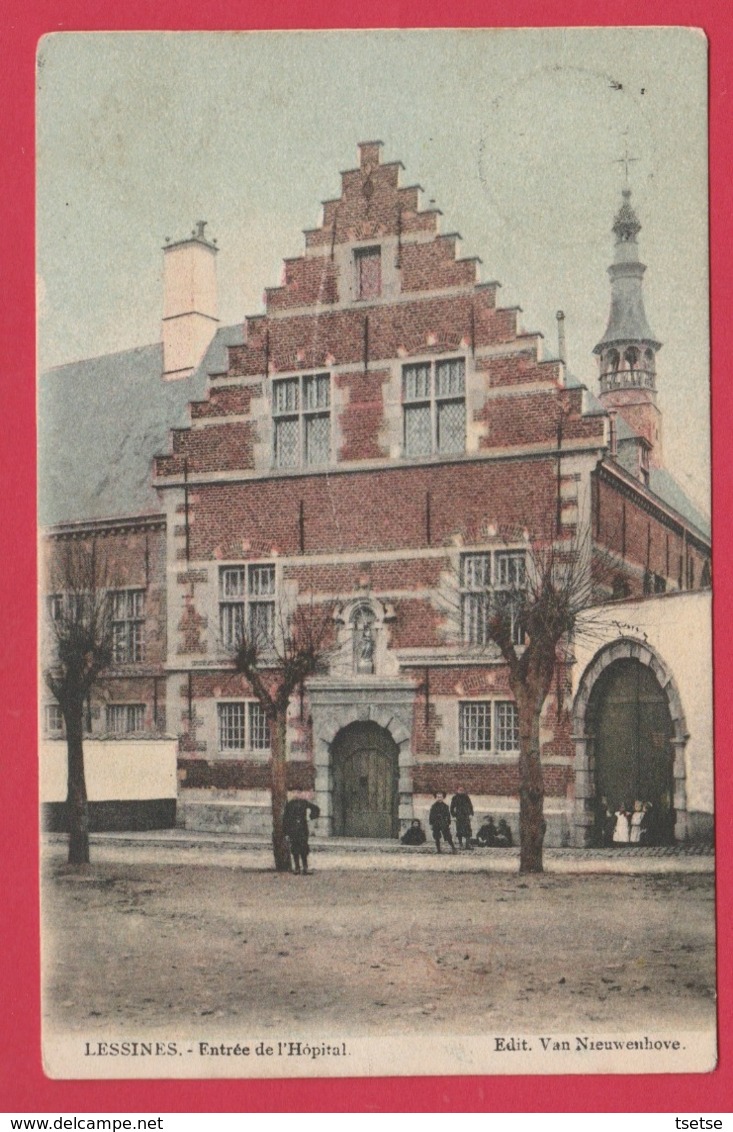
[594,188,664,467]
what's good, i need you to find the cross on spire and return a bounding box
[614,138,639,186]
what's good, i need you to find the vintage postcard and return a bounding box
[37,28,715,1080]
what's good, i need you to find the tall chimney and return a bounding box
[161,221,219,380]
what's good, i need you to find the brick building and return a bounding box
[40,142,711,844]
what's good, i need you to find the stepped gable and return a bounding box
[154,142,607,480]
[304,140,441,250]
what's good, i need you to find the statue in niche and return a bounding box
[353,607,376,675]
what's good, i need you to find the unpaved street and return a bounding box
[42,847,716,1041]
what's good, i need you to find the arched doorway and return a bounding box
[586,658,675,844]
[331,720,399,838]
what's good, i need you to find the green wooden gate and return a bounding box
[589,658,675,844]
[332,721,399,839]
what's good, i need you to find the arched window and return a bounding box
[624,346,639,371]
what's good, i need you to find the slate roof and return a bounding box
[38,325,244,527]
[648,467,711,540]
[594,283,660,350]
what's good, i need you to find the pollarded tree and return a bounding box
[451,518,614,874]
[483,532,597,873]
[44,540,114,866]
[231,595,337,872]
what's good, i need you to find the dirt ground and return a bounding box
[42,852,716,1040]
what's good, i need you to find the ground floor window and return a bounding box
[460,700,519,755]
[45,703,64,734]
[106,703,145,734]
[218,701,270,753]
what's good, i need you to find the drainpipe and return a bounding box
[608,410,618,460]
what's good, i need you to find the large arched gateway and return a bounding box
[586,659,675,843]
[572,638,689,846]
[331,721,400,839]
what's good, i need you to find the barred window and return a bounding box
[218,702,246,750]
[218,702,270,752]
[460,702,492,753]
[403,358,466,457]
[249,702,270,751]
[219,564,276,651]
[273,373,331,468]
[460,550,526,648]
[110,589,145,663]
[495,701,520,752]
[106,703,145,734]
[459,700,519,756]
[45,703,64,733]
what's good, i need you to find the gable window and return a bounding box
[218,701,270,753]
[460,550,525,647]
[355,246,381,300]
[273,373,331,468]
[111,589,145,663]
[403,358,466,457]
[460,700,519,755]
[106,703,145,734]
[219,563,276,651]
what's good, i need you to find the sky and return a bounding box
[36,28,709,511]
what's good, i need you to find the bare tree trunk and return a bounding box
[517,688,545,874]
[65,705,90,866]
[270,711,291,872]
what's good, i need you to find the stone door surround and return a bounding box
[572,636,689,846]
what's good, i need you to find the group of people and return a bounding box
[283,787,667,867]
[601,798,656,846]
[282,787,516,871]
[401,789,514,853]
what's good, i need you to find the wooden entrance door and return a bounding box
[332,721,399,839]
[589,658,675,843]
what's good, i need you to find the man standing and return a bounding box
[450,786,474,850]
[283,791,320,874]
[428,792,456,854]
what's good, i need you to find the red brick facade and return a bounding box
[44,142,710,842]
[43,518,168,737]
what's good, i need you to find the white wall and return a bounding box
[572,590,713,814]
[40,738,178,803]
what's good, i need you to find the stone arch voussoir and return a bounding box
[571,636,689,845]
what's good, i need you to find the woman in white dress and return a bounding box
[613,804,630,845]
[629,800,645,844]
